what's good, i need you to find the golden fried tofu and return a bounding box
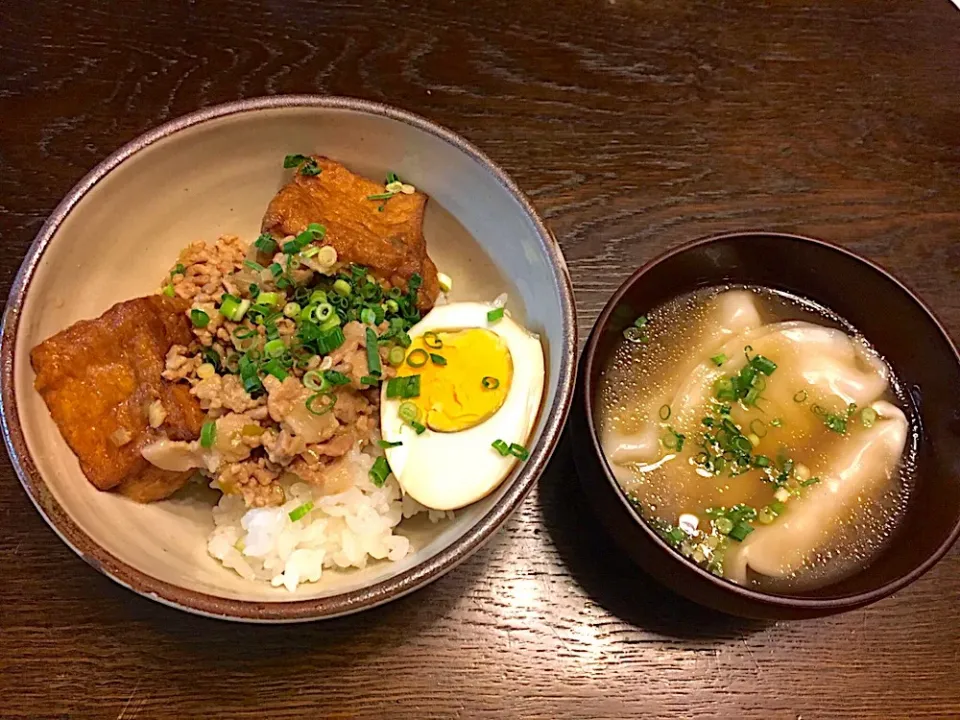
[261,157,440,310]
[31,295,205,502]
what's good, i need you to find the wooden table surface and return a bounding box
[2,1,959,718]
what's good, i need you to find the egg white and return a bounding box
[380,302,545,511]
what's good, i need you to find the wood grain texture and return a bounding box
[2,0,960,717]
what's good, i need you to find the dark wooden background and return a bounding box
[2,1,959,718]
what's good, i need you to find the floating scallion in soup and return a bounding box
[597,287,914,592]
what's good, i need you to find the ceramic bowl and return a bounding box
[572,231,960,619]
[0,96,577,622]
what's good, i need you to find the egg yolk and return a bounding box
[397,328,512,433]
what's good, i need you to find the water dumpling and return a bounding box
[724,401,908,584]
[602,290,762,471]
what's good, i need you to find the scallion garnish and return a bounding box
[388,346,406,367]
[801,477,821,487]
[423,331,442,349]
[288,501,314,521]
[770,418,783,428]
[659,404,671,421]
[264,339,285,357]
[323,370,351,386]
[243,259,265,273]
[751,354,777,376]
[219,294,250,322]
[710,353,727,366]
[861,407,878,428]
[190,309,210,328]
[406,349,428,368]
[481,376,500,390]
[261,359,288,381]
[268,262,284,277]
[661,428,686,452]
[812,405,847,434]
[793,390,808,403]
[333,279,352,297]
[410,420,427,434]
[369,456,391,487]
[728,522,755,542]
[378,440,403,449]
[161,285,175,297]
[386,375,421,399]
[508,443,530,461]
[171,263,185,277]
[491,439,510,456]
[305,392,336,415]
[200,420,216,449]
[303,370,327,392]
[365,327,382,378]
[749,419,767,438]
[360,375,379,386]
[254,234,278,254]
[487,307,504,323]
[283,154,322,176]
[366,191,397,201]
[429,353,447,366]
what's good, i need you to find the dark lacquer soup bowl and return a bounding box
[571,231,960,619]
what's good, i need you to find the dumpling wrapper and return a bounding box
[603,291,762,472]
[723,401,908,583]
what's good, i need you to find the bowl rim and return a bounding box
[581,229,960,611]
[0,94,578,623]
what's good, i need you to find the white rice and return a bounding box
[206,448,453,591]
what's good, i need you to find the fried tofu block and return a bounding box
[261,157,440,310]
[31,295,205,502]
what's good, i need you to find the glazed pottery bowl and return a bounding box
[572,231,960,619]
[0,96,577,622]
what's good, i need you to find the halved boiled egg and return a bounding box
[380,301,545,510]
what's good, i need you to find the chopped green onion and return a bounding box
[288,501,314,521]
[407,349,428,368]
[386,375,421,399]
[313,327,346,355]
[283,302,300,318]
[429,353,447,366]
[728,522,754,542]
[770,500,787,515]
[410,420,426,434]
[710,353,727,366]
[243,259,265,273]
[482,376,500,390]
[309,290,328,304]
[283,153,309,168]
[487,307,505,323]
[360,307,376,325]
[268,262,284,277]
[162,285,175,297]
[219,295,250,322]
[757,508,775,525]
[264,339,285,357]
[751,355,777,376]
[398,402,419,423]
[633,316,648,328]
[491,439,510,456]
[200,421,216,449]
[744,387,760,406]
[801,477,821,487]
[303,370,327,392]
[369,456,391,487]
[423,331,442,349]
[171,263,185,277]
[261,359,288,380]
[861,407,878,427]
[793,390,808,403]
[360,375,379,386]
[661,428,685,452]
[305,392,336,415]
[753,454,771,468]
[366,191,397,201]
[254,234,278,254]
[365,327,382,378]
[323,370,351,386]
[257,292,281,307]
[190,309,210,328]
[714,517,734,534]
[659,404,671,421]
[333,279,352,297]
[770,418,783,428]
[508,443,530,461]
[378,439,402,449]
[313,303,334,323]
[749,419,767,438]
[388,346,406,367]
[301,246,320,258]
